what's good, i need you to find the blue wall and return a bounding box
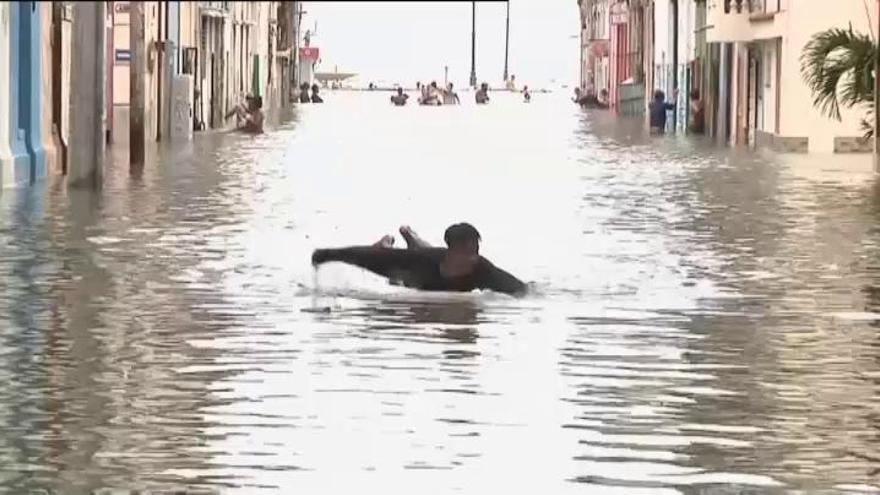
[7,3,31,186]
[20,1,46,183]
[6,2,46,187]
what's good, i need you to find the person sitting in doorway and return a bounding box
[311,223,527,297]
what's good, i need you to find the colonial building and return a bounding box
[705,0,874,153]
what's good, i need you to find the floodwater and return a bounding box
[1,90,880,495]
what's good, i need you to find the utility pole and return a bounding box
[130,1,146,168]
[469,1,477,88]
[503,1,510,82]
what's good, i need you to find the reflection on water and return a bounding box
[1,92,880,494]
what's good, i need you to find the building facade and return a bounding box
[579,0,878,154]
[1,1,300,190]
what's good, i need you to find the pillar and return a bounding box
[39,2,59,177]
[68,1,105,187]
[19,0,47,183]
[130,1,145,166]
[0,3,15,188]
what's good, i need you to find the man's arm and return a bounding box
[477,259,527,297]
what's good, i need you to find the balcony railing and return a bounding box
[723,0,781,14]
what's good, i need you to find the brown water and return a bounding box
[1,91,880,494]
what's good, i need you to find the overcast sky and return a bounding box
[302,1,580,89]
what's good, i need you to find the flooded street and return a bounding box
[2,91,880,494]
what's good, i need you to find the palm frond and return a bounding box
[800,27,877,121]
[861,103,875,139]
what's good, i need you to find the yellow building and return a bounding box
[706,0,877,153]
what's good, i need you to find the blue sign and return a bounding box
[115,49,131,62]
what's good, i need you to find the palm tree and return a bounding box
[800,26,877,136]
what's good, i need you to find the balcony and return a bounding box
[707,0,784,43]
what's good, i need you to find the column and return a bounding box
[40,2,59,177]
[68,1,106,187]
[20,0,47,183]
[0,3,14,188]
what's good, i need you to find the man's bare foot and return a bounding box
[373,234,395,248]
[400,225,431,249]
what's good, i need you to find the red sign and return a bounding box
[300,47,320,61]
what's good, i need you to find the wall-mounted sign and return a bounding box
[115,49,131,62]
[300,47,320,61]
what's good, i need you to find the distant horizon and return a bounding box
[302,1,579,89]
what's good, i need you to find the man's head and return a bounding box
[690,89,700,101]
[431,81,438,89]
[444,222,481,254]
[481,82,488,91]
[447,82,454,90]
[312,84,320,93]
[397,87,404,95]
[654,89,665,101]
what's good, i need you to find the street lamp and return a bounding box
[469,1,477,88]
[503,1,510,82]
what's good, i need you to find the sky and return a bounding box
[302,1,580,89]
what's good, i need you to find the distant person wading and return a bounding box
[391,87,409,106]
[475,83,490,104]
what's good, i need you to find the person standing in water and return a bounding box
[522,85,531,103]
[688,89,705,135]
[299,83,311,104]
[391,87,409,106]
[311,84,324,103]
[311,223,527,296]
[442,83,460,105]
[649,89,677,134]
[475,82,490,104]
[228,95,264,134]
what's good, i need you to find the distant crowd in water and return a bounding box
[389,75,532,107]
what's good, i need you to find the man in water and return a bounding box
[688,89,705,135]
[229,94,264,134]
[649,89,677,134]
[442,83,460,105]
[391,87,409,106]
[299,83,311,104]
[311,223,527,297]
[311,84,324,103]
[420,81,441,105]
[475,82,490,104]
[522,85,531,103]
